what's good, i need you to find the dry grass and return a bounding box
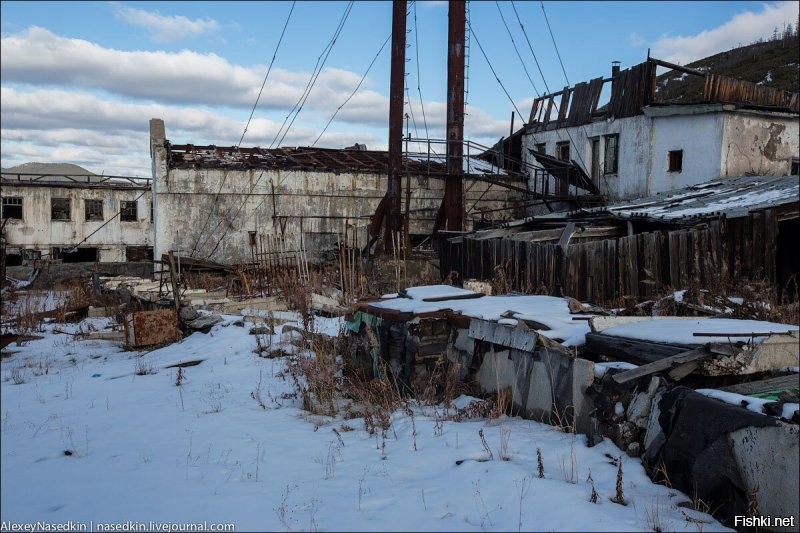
[284,332,343,417]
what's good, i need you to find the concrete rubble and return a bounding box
[345,284,799,532]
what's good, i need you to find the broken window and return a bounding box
[120,200,138,222]
[604,134,619,175]
[590,138,600,183]
[668,150,683,173]
[791,158,799,175]
[85,199,104,221]
[534,143,547,154]
[51,198,71,221]
[556,141,570,162]
[2,197,23,220]
[60,247,98,263]
[126,246,153,262]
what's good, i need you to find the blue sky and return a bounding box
[1,1,797,177]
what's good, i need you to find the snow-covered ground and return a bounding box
[1,314,730,532]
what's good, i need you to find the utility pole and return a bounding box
[434,0,466,236]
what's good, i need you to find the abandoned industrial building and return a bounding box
[1,168,153,266]
[519,58,799,202]
[2,1,799,530]
[149,119,524,266]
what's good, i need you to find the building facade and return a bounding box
[521,59,799,201]
[1,174,153,265]
[150,119,526,265]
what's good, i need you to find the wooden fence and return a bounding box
[441,209,780,302]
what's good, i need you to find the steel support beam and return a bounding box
[435,0,466,235]
[381,0,407,252]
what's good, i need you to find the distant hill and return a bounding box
[1,162,101,182]
[655,34,799,104]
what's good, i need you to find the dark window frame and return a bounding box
[85,199,104,221]
[668,149,683,173]
[51,198,71,221]
[534,142,547,154]
[120,200,138,222]
[603,134,619,175]
[2,197,23,220]
[556,141,570,162]
[589,137,601,183]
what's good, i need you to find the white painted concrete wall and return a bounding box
[648,113,724,192]
[150,121,522,265]
[721,111,800,177]
[1,184,153,262]
[152,165,517,264]
[522,107,800,201]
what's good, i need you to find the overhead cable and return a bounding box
[237,1,296,148]
[190,2,296,257]
[312,33,391,147]
[467,19,524,119]
[496,1,540,97]
[270,0,355,149]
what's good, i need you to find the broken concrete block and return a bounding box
[249,326,275,335]
[627,376,663,430]
[700,331,800,376]
[525,360,553,422]
[311,293,346,315]
[179,306,200,321]
[571,357,596,435]
[728,423,800,531]
[186,314,223,331]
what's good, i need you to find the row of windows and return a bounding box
[535,136,684,179]
[2,197,150,222]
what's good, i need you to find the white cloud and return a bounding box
[629,32,646,48]
[651,2,799,65]
[0,27,394,123]
[0,26,511,175]
[115,5,220,43]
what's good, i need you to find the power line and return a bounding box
[270,1,354,149]
[63,190,148,255]
[540,1,570,87]
[496,1,539,97]
[190,2,296,257]
[237,1,296,149]
[510,1,604,195]
[467,19,524,119]
[510,1,551,95]
[208,1,359,257]
[312,32,391,147]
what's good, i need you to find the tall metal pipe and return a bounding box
[443,0,466,231]
[385,0,407,251]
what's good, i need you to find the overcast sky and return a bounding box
[1,1,797,177]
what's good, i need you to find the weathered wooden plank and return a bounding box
[719,374,800,396]
[585,332,697,364]
[764,209,777,282]
[612,348,712,384]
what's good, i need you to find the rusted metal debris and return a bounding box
[124,310,181,348]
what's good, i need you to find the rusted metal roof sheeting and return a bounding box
[167,143,446,175]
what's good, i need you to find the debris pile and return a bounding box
[345,284,799,530]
